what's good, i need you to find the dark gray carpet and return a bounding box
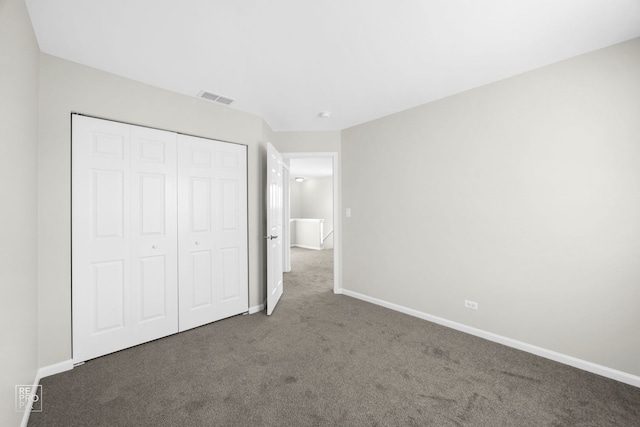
[30,248,640,426]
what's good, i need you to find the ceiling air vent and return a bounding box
[197,90,235,106]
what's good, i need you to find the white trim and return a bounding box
[19,373,40,427]
[282,163,291,273]
[341,289,640,388]
[249,301,266,314]
[291,244,323,251]
[281,152,341,294]
[20,359,74,427]
[36,359,74,380]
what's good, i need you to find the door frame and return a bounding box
[282,163,291,273]
[281,152,340,293]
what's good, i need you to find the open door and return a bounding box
[266,143,284,315]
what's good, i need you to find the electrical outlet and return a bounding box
[346,208,351,218]
[464,300,478,310]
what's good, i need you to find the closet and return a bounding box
[71,115,248,363]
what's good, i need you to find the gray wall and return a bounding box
[290,177,334,248]
[0,0,40,425]
[290,179,304,218]
[38,54,269,367]
[342,38,640,376]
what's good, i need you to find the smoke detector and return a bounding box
[197,90,235,105]
[318,111,331,119]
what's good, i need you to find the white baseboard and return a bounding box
[249,301,265,314]
[291,244,322,251]
[21,359,74,427]
[341,289,640,388]
[36,359,74,381]
[19,372,40,427]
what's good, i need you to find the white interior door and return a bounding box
[177,134,248,331]
[72,115,178,363]
[266,143,284,315]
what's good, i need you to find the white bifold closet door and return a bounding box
[72,115,248,363]
[72,115,179,363]
[177,134,248,332]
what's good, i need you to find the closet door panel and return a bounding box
[211,141,248,318]
[130,125,178,341]
[178,134,248,332]
[178,138,218,331]
[72,116,133,362]
[216,159,246,306]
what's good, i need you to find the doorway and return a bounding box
[281,152,340,293]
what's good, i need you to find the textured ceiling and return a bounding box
[25,0,640,131]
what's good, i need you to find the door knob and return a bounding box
[152,244,158,249]
[195,241,200,245]
[264,235,278,240]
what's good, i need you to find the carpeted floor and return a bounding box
[30,248,640,426]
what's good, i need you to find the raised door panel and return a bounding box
[191,250,213,308]
[191,177,212,232]
[221,180,239,231]
[221,248,240,300]
[138,255,168,321]
[91,170,125,239]
[139,174,166,235]
[92,260,126,332]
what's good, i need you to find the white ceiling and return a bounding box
[289,157,333,179]
[25,0,640,132]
